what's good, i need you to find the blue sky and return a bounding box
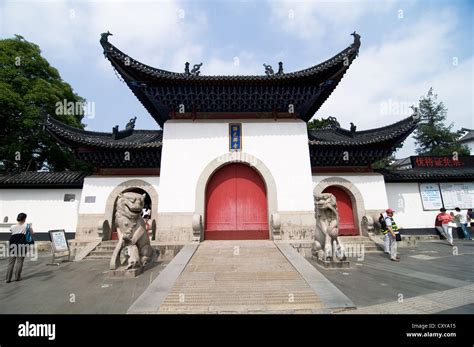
[1,0,473,158]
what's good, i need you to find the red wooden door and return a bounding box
[322,186,358,236]
[205,163,269,240]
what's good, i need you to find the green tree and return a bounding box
[371,154,396,170]
[307,116,340,129]
[413,88,470,156]
[0,35,91,173]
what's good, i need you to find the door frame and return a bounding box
[313,177,366,236]
[104,179,159,241]
[195,152,278,241]
[322,185,357,236]
[204,163,269,240]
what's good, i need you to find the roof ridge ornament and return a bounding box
[263,63,274,76]
[100,31,113,44]
[350,122,357,136]
[277,62,284,76]
[410,105,420,120]
[112,116,136,140]
[191,63,203,76]
[351,31,361,46]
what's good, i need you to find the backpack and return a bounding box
[25,224,34,245]
[379,214,387,230]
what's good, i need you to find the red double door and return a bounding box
[205,163,269,240]
[322,186,358,236]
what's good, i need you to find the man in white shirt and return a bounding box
[454,207,472,240]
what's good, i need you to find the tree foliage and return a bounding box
[413,88,470,156]
[307,116,340,129]
[371,154,396,170]
[0,35,91,173]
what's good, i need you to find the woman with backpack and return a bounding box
[5,212,34,283]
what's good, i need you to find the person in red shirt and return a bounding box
[143,215,151,240]
[436,208,454,246]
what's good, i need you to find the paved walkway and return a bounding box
[157,241,324,313]
[312,240,474,314]
[1,239,471,314]
[0,256,168,314]
[341,284,474,314]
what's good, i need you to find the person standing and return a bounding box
[142,205,151,219]
[468,209,474,234]
[434,211,444,239]
[6,213,34,283]
[381,208,400,262]
[143,215,151,240]
[436,208,454,246]
[453,207,472,240]
[379,211,390,254]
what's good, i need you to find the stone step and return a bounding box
[342,236,383,253]
[86,255,110,259]
[101,240,119,245]
[341,236,372,241]
[69,241,90,247]
[89,250,113,256]
[403,235,439,241]
[343,241,380,246]
[95,246,116,251]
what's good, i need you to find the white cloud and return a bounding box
[268,0,396,42]
[1,0,208,69]
[303,8,474,158]
[1,1,82,59]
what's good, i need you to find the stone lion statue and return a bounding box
[109,192,154,270]
[312,193,346,262]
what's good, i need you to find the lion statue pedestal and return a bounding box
[312,193,350,269]
[108,192,156,278]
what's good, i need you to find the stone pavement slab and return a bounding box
[341,284,474,314]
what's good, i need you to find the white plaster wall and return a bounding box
[0,189,81,234]
[386,182,444,229]
[312,173,389,210]
[159,119,314,213]
[78,176,160,214]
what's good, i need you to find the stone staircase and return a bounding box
[158,240,324,313]
[341,235,382,253]
[87,240,117,259]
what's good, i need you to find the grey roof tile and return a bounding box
[0,171,88,188]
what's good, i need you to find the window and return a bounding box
[84,196,96,203]
[64,194,76,202]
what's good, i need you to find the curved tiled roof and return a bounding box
[0,171,88,188]
[100,33,360,83]
[44,113,419,168]
[308,115,419,146]
[44,116,163,150]
[100,32,361,126]
[459,129,474,143]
